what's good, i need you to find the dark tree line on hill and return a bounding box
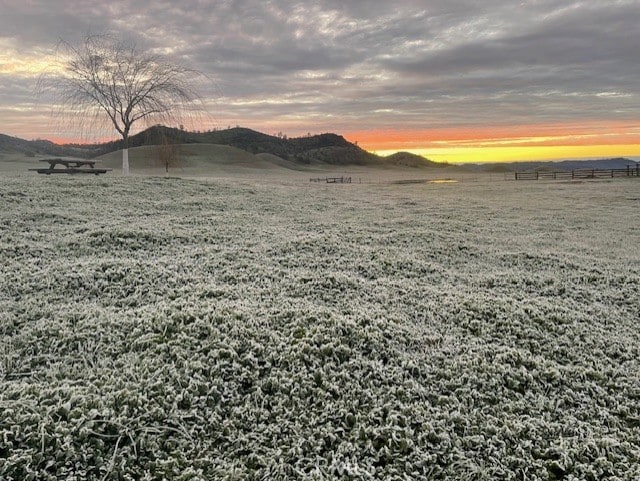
[90,125,385,166]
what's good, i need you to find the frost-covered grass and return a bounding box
[1,173,639,480]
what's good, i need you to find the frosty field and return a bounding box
[1,173,639,480]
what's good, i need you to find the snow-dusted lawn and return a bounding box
[1,173,639,480]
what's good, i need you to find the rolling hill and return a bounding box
[87,126,383,167]
[0,133,87,158]
[0,127,396,169]
[97,143,308,173]
[1,126,440,171]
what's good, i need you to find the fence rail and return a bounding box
[514,165,640,181]
[310,176,352,183]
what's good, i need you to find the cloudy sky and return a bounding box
[1,0,640,162]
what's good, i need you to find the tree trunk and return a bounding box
[122,134,130,176]
[122,149,130,176]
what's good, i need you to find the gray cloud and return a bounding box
[1,0,639,140]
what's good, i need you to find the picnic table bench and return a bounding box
[30,158,112,175]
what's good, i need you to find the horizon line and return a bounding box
[4,125,640,165]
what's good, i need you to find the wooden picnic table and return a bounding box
[30,158,112,175]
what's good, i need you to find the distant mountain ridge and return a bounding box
[462,157,638,172]
[1,127,637,171]
[0,133,89,158]
[384,151,449,168]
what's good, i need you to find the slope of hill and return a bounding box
[0,133,67,158]
[94,127,287,158]
[97,143,314,174]
[84,126,384,167]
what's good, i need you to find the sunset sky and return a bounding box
[1,0,640,163]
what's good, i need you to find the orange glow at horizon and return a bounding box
[346,121,640,163]
[375,144,640,164]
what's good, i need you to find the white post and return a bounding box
[122,148,130,176]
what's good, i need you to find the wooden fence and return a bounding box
[310,176,352,183]
[514,165,640,181]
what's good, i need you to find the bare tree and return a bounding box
[40,34,201,175]
[157,131,180,174]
